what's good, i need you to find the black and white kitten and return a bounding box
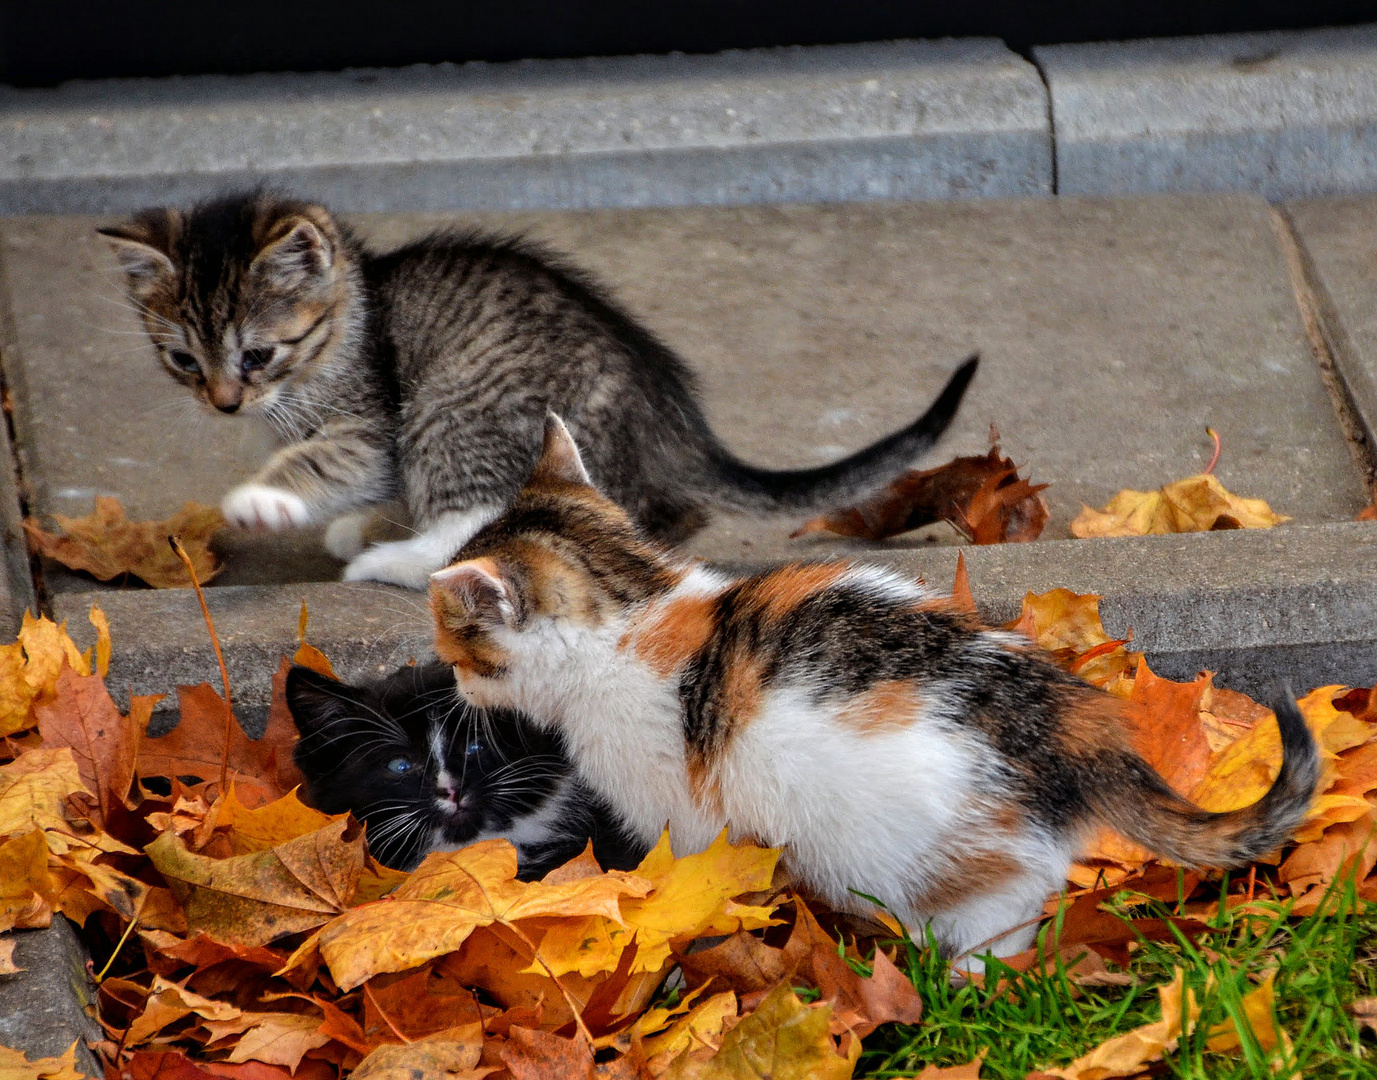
[284,661,647,877]
[98,192,977,588]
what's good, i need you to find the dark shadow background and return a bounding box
[2,1,1375,86]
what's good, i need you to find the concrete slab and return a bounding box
[51,521,1377,713]
[1036,24,1377,200]
[0,918,101,1075]
[1285,195,1377,469]
[0,40,1051,216]
[1,195,1364,593]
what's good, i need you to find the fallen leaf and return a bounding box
[300,839,650,991]
[24,497,224,588]
[660,984,855,1080]
[0,934,19,974]
[950,552,976,616]
[1071,474,1288,538]
[0,1043,85,1080]
[353,1036,493,1080]
[126,974,245,1046]
[1352,997,1377,1035]
[792,441,1048,544]
[0,830,52,931]
[502,1027,614,1080]
[1124,662,1213,796]
[1041,969,1198,1080]
[137,682,302,803]
[0,748,87,841]
[146,817,365,947]
[1204,970,1282,1053]
[34,667,158,824]
[640,991,739,1067]
[220,1013,334,1071]
[907,1060,983,1079]
[120,1050,326,1080]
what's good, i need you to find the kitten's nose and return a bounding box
[215,401,240,414]
[208,381,243,413]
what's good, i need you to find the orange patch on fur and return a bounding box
[626,594,717,676]
[429,586,509,679]
[741,563,851,620]
[837,680,922,735]
[1060,690,1132,756]
[721,653,765,732]
[909,845,1022,917]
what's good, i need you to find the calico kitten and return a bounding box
[426,415,1320,969]
[98,192,978,588]
[285,660,647,877]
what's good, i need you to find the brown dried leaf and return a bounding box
[792,443,1047,544]
[24,497,224,588]
[354,1035,493,1080]
[34,667,160,824]
[145,817,364,947]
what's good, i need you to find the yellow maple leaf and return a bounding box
[0,748,88,842]
[1071,474,1288,538]
[0,829,53,932]
[618,830,780,974]
[1205,970,1285,1054]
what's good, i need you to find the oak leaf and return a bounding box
[1070,474,1288,538]
[792,441,1048,544]
[146,817,365,947]
[24,497,224,588]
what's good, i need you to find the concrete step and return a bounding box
[0,192,1370,709]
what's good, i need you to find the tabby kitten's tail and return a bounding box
[1090,690,1320,868]
[702,353,979,514]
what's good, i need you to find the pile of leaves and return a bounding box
[0,565,1373,1079]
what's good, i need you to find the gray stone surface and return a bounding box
[49,521,1377,707]
[1285,195,1377,465]
[1036,24,1377,200]
[0,40,1051,215]
[0,918,101,1074]
[0,239,39,634]
[1,195,1364,595]
[53,580,432,723]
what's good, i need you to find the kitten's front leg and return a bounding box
[222,424,394,531]
[342,506,500,589]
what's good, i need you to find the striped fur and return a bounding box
[429,416,1320,968]
[101,191,976,588]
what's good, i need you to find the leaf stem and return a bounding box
[168,535,234,791]
[93,895,145,983]
[1204,427,1222,476]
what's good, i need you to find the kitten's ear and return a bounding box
[529,412,592,488]
[430,557,519,630]
[97,212,179,294]
[251,212,333,289]
[284,664,357,734]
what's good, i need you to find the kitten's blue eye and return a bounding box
[465,741,483,758]
[240,347,275,374]
[386,757,414,775]
[167,350,199,373]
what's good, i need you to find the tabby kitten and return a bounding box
[426,415,1320,968]
[99,192,978,588]
[285,661,647,877]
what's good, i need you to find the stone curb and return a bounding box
[0,39,1052,215]
[0,917,102,1075]
[1035,24,1377,199]
[4,26,1377,213]
[51,522,1377,720]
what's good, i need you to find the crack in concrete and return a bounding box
[0,243,44,624]
[1268,202,1377,502]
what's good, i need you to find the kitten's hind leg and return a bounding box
[928,863,1065,979]
[341,507,500,589]
[324,511,371,560]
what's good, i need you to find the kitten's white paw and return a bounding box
[324,512,370,559]
[342,540,446,589]
[221,484,313,530]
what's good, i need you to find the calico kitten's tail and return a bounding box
[701,354,979,513]
[1090,689,1320,868]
